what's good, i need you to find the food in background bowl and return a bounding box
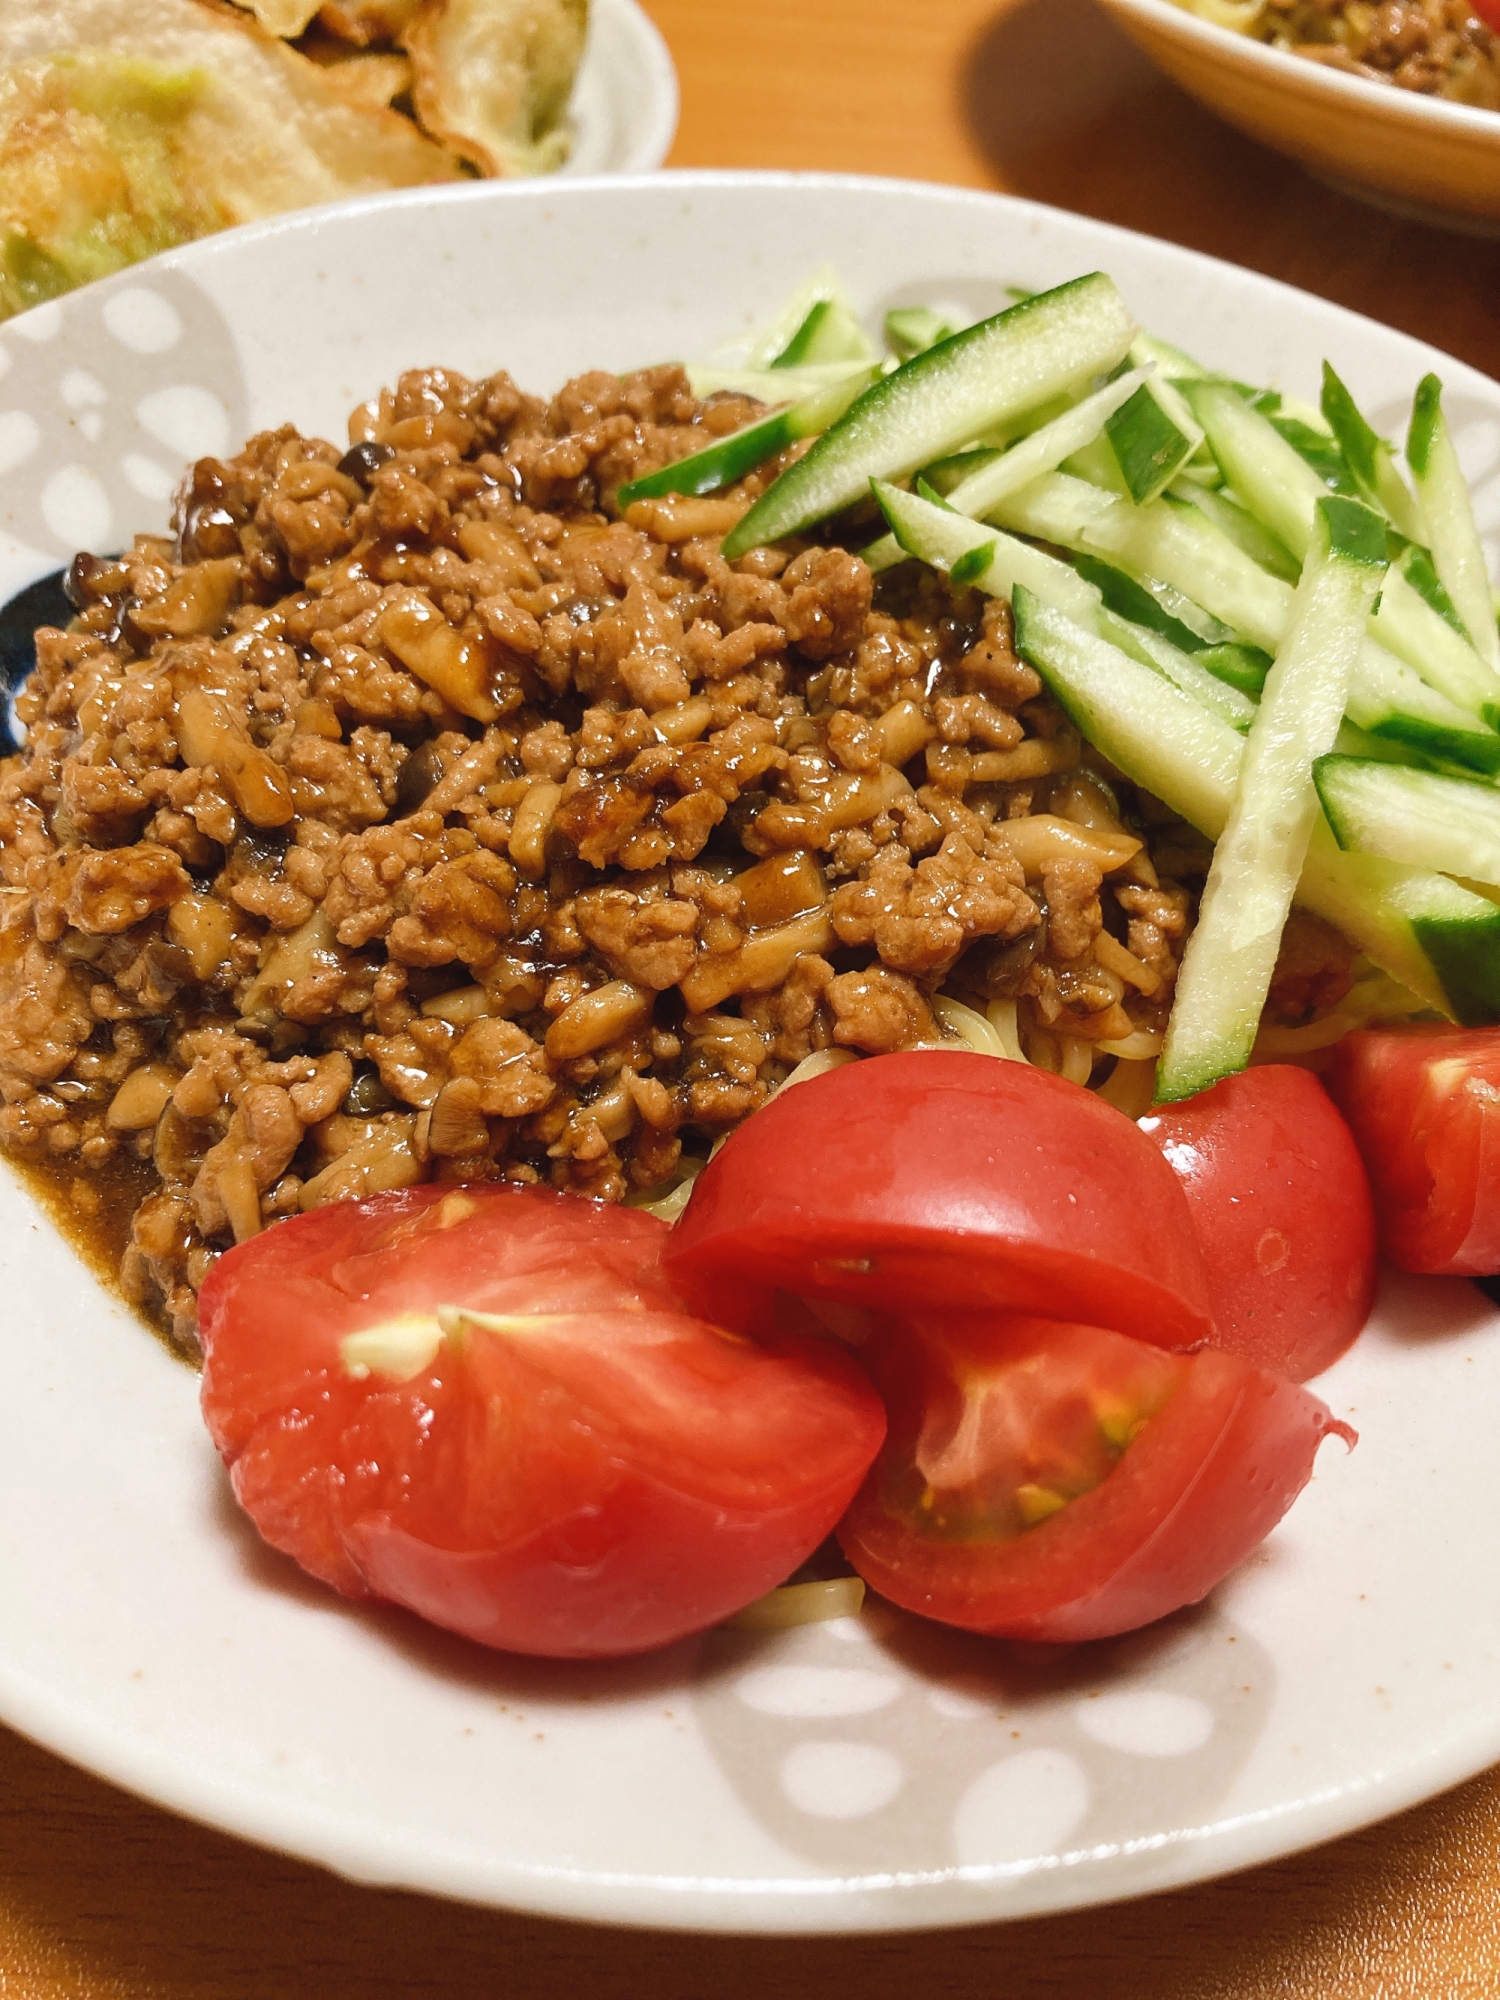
[1175,0,1500,106]
[0,0,588,322]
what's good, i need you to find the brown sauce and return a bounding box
[8,1147,188,1360]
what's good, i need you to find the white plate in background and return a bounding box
[1095,0,1500,232]
[1,172,1499,1934]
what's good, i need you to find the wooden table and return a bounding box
[6,3,1500,1992]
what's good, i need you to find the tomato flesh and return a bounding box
[198,1184,887,1659]
[1327,1026,1500,1276]
[1140,1065,1377,1380]
[838,1313,1351,1643]
[663,1051,1216,1350]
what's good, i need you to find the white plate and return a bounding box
[2,172,1500,1936]
[561,0,678,179]
[1095,0,1500,232]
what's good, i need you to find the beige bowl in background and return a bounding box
[1095,0,1500,231]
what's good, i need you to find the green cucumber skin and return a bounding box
[1269,415,1358,496]
[1198,643,1271,696]
[1070,554,1205,652]
[1405,373,1500,678]
[1320,493,1388,566]
[1408,375,1441,481]
[1412,912,1500,1026]
[1105,384,1196,504]
[1321,364,1384,494]
[1011,588,1500,1021]
[1400,545,1468,639]
[721,273,1136,559]
[616,407,796,505]
[616,368,873,508]
[773,299,833,368]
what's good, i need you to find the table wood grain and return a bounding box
[6,2,1500,1992]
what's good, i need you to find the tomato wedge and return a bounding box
[198,1184,886,1659]
[663,1051,1215,1349]
[1140,1066,1377,1380]
[1327,1025,1500,1276]
[1472,0,1500,33]
[838,1312,1352,1643]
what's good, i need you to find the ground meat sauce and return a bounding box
[1211,0,1500,107]
[0,359,1266,1354]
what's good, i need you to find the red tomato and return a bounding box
[663,1051,1215,1350]
[1138,1066,1377,1380]
[1327,1026,1500,1276]
[198,1184,886,1659]
[1472,0,1500,32]
[838,1312,1352,1643]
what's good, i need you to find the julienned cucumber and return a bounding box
[1198,642,1272,697]
[1105,377,1204,505]
[1156,498,1388,1103]
[773,296,874,369]
[1010,586,1500,1023]
[1187,381,1500,722]
[872,482,1100,627]
[1315,754,1500,888]
[615,369,875,507]
[1320,364,1422,536]
[859,368,1147,575]
[1096,610,1257,733]
[1409,375,1500,675]
[885,305,959,360]
[720,274,1138,560]
[994,472,1500,771]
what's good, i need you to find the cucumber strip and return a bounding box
[1348,640,1500,774]
[1186,380,1327,559]
[948,368,1148,516]
[885,305,960,360]
[1316,754,1500,886]
[774,296,877,370]
[1198,642,1272,697]
[1368,564,1500,727]
[997,472,1500,769]
[1128,330,1211,382]
[1011,587,1500,1021]
[1169,480,1301,583]
[615,369,876,507]
[1156,498,1389,1101]
[1408,375,1500,674]
[858,366,1149,575]
[873,481,1101,626]
[1398,542,1467,635]
[1321,363,1422,536]
[1069,554,1208,652]
[1268,414,1358,495]
[923,446,1006,494]
[1096,609,1258,731]
[1106,376,1205,505]
[687,360,873,402]
[1012,587,1242,830]
[996,474,1288,647]
[720,274,1138,559]
[735,266,848,371]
